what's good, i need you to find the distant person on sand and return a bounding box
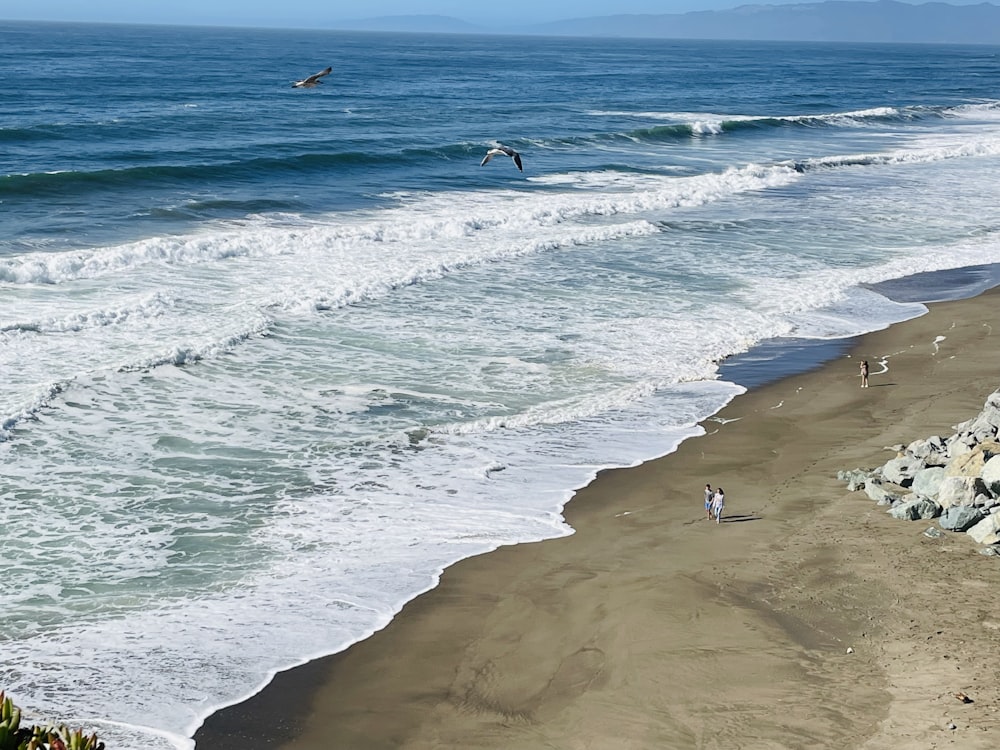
[860,359,870,388]
[704,483,714,520]
[712,488,725,524]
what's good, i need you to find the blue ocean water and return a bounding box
[2,21,999,749]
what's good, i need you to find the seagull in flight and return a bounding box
[292,67,332,88]
[481,144,523,172]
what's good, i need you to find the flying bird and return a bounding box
[481,145,523,172]
[292,67,332,88]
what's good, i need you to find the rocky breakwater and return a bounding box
[839,389,1000,555]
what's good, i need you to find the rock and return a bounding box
[907,436,948,465]
[889,496,941,521]
[967,513,1000,545]
[911,466,947,498]
[939,506,984,532]
[980,545,1000,556]
[924,526,946,538]
[938,476,988,509]
[953,389,1000,430]
[982,455,1000,496]
[962,390,1000,436]
[945,441,1000,478]
[863,478,904,505]
[948,436,975,458]
[838,468,872,492]
[846,647,854,654]
[883,456,925,486]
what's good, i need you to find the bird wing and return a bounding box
[480,153,495,166]
[512,152,523,171]
[302,67,332,84]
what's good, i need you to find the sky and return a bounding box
[1,0,991,27]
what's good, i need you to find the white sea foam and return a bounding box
[797,133,1000,171]
[949,101,1000,120]
[0,292,174,333]
[0,162,795,288]
[586,106,908,130]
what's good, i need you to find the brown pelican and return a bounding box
[292,67,332,88]
[481,145,523,172]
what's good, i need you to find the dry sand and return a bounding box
[195,287,1000,750]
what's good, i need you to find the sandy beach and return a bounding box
[195,286,1000,750]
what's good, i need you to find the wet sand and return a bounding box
[195,287,1000,750]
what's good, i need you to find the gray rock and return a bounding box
[889,496,942,521]
[838,468,872,492]
[948,436,975,458]
[883,456,925,486]
[939,506,985,532]
[982,455,1000,496]
[911,466,947,498]
[938,476,987,509]
[864,480,903,505]
[953,389,1000,432]
[907,436,948,465]
[979,545,1000,557]
[964,391,1000,436]
[923,526,946,538]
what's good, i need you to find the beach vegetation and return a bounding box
[0,693,104,750]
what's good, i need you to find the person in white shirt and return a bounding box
[711,488,725,524]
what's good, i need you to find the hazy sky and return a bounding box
[0,0,987,27]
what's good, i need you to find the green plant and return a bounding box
[0,693,104,750]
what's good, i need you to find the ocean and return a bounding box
[2,21,999,749]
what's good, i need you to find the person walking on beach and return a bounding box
[711,487,725,524]
[860,359,870,388]
[704,483,714,520]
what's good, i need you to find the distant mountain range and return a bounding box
[333,0,1000,44]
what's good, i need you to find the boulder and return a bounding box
[967,513,1000,545]
[911,466,946,498]
[937,476,988,509]
[939,506,985,532]
[889,496,942,521]
[864,480,904,505]
[964,390,1000,436]
[838,468,871,492]
[907,436,948,466]
[948,436,975,458]
[953,389,1000,434]
[945,441,1000,478]
[883,456,925,486]
[979,439,1000,461]
[982,455,1000,496]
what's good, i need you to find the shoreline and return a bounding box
[195,284,1000,750]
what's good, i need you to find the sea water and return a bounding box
[1,23,999,749]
